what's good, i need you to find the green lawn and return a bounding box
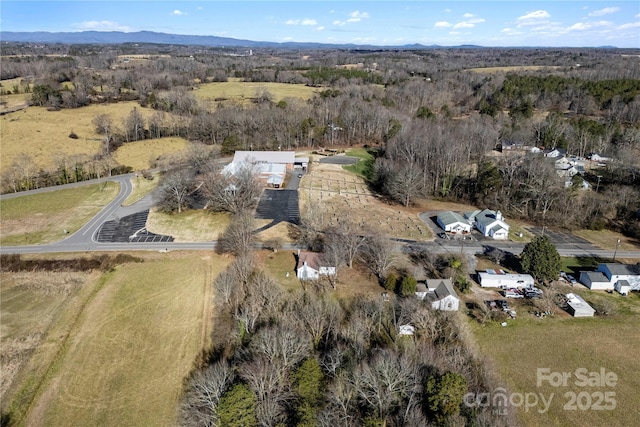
[0,182,119,245]
[471,291,640,426]
[343,148,376,179]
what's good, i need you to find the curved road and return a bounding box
[1,175,639,259]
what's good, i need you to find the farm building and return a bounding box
[222,151,295,186]
[615,280,631,296]
[565,293,595,317]
[296,251,336,280]
[579,271,611,290]
[436,211,472,234]
[478,269,535,288]
[465,209,510,240]
[424,279,460,311]
[596,263,640,289]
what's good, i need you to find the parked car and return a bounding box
[497,300,510,311]
[566,274,577,284]
[502,289,524,298]
[524,288,543,299]
[298,173,303,178]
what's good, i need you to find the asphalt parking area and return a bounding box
[255,189,300,224]
[96,210,174,243]
[527,227,591,245]
[318,156,359,165]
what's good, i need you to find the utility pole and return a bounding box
[613,238,621,262]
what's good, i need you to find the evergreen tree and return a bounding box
[520,235,561,284]
[217,383,257,427]
[425,371,467,424]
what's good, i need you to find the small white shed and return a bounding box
[565,293,595,317]
[615,280,631,296]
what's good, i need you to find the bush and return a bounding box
[384,272,398,290]
[397,274,417,297]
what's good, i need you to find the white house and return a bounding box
[424,279,460,311]
[435,211,472,234]
[465,209,510,240]
[478,269,535,288]
[565,293,595,317]
[544,148,566,158]
[296,251,336,280]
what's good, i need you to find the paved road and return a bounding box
[1,173,640,259]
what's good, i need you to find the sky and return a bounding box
[1,1,639,48]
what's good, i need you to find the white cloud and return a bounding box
[444,9,451,13]
[468,18,486,24]
[171,10,187,16]
[74,20,132,31]
[287,18,317,26]
[316,26,325,31]
[618,21,640,30]
[333,20,346,26]
[347,10,370,23]
[588,7,619,17]
[567,21,612,31]
[517,10,550,21]
[434,21,453,28]
[453,22,475,29]
[635,13,640,18]
[463,13,474,18]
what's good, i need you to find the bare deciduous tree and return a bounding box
[181,360,235,427]
[202,163,262,214]
[360,233,395,281]
[217,213,256,256]
[158,170,192,213]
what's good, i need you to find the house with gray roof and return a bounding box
[579,271,611,290]
[465,209,510,240]
[424,279,460,311]
[436,211,471,234]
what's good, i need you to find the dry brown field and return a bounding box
[301,162,432,241]
[1,251,226,426]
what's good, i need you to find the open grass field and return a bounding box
[0,102,185,170]
[0,182,119,245]
[193,78,318,107]
[301,163,432,241]
[112,137,190,171]
[146,208,231,242]
[572,229,640,251]
[471,290,640,427]
[2,252,227,427]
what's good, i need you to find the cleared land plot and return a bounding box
[572,229,640,251]
[112,137,190,171]
[146,208,231,242]
[193,78,318,107]
[0,102,158,171]
[0,182,119,245]
[301,163,432,241]
[12,253,225,427]
[471,291,640,427]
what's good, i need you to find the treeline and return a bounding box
[181,257,511,427]
[0,253,143,272]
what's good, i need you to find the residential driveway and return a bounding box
[318,156,359,165]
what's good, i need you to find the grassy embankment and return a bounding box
[2,252,226,426]
[471,280,640,427]
[0,182,119,245]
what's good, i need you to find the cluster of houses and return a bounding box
[436,208,510,240]
[294,251,461,313]
[475,262,639,318]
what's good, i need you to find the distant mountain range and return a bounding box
[0,30,476,50]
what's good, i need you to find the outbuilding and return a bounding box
[565,293,595,317]
[615,280,631,296]
[477,269,534,288]
[579,271,612,291]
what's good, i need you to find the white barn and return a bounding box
[478,269,535,288]
[436,211,472,234]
